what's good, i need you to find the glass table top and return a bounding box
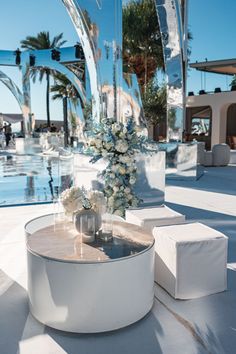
[26,215,154,263]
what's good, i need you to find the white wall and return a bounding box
[186,91,236,148]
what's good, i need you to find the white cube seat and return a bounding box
[153,223,228,299]
[125,205,185,232]
[212,143,230,166]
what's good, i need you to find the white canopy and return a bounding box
[0,113,23,124]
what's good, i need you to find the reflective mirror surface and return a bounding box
[62,0,123,122]
[155,0,188,141]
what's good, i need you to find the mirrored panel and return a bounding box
[155,0,188,142]
[62,0,123,122]
[0,47,86,136]
[122,0,164,132]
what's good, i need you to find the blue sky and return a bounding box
[0,0,78,123]
[0,0,236,123]
[188,0,236,93]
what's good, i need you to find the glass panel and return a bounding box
[191,118,210,136]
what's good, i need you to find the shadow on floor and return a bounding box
[166,166,236,197]
[46,311,164,354]
[0,270,29,354]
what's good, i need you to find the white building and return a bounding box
[186,59,236,149]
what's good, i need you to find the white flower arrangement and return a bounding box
[60,186,106,215]
[88,118,158,217]
[60,186,85,214]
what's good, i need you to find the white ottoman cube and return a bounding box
[153,223,228,299]
[212,143,230,166]
[126,205,185,232]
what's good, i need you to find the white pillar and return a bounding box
[219,104,229,144]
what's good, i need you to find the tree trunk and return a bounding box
[46,72,51,127]
[63,96,69,147]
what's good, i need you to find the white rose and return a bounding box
[112,123,122,132]
[115,141,129,153]
[124,187,131,194]
[95,139,102,148]
[129,177,136,185]
[126,156,132,164]
[119,155,131,164]
[113,186,119,192]
[131,197,139,207]
[105,142,113,150]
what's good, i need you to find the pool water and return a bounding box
[0,154,74,206]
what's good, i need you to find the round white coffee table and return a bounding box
[25,214,154,333]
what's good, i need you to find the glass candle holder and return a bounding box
[100,213,113,242]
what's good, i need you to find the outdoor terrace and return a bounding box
[0,164,236,354]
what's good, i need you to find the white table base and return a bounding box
[26,215,154,333]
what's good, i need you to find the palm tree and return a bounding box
[123,0,192,92]
[142,79,166,125]
[51,72,81,119]
[51,73,81,141]
[123,0,163,93]
[21,31,67,127]
[50,72,80,105]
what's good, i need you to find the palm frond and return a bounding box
[51,93,63,101]
[51,33,67,48]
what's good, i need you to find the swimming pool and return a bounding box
[0,153,74,206]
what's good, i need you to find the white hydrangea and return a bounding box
[119,155,132,164]
[105,142,113,150]
[88,190,106,213]
[114,209,124,217]
[131,198,139,207]
[115,140,129,153]
[114,199,123,208]
[60,186,84,213]
[102,150,108,157]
